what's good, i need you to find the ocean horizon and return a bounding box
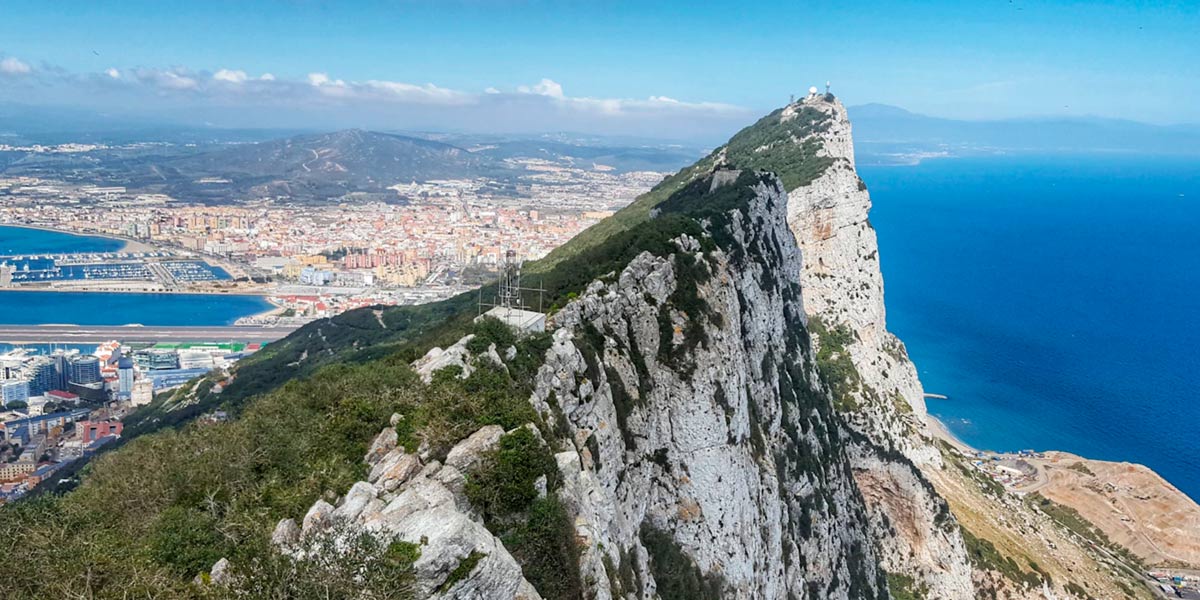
[863,153,1200,500]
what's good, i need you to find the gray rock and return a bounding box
[444,425,504,473]
[369,449,422,493]
[271,518,300,547]
[301,500,334,536]
[209,557,231,585]
[365,426,398,465]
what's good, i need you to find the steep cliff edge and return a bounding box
[717,94,972,598]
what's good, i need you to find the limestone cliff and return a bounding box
[783,96,930,455]
[734,94,974,598]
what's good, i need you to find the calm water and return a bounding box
[862,154,1200,499]
[0,291,272,326]
[0,225,125,255]
[0,226,269,327]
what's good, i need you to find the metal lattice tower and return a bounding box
[497,249,523,310]
[479,249,545,316]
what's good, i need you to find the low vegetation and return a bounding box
[809,315,864,411]
[639,522,725,600]
[0,316,560,598]
[887,572,929,600]
[1027,493,1145,574]
[961,526,1047,590]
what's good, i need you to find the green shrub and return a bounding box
[148,505,228,577]
[466,316,517,355]
[211,527,419,600]
[887,572,928,600]
[504,497,583,600]
[438,551,486,593]
[465,427,559,519]
[463,427,582,600]
[960,527,1043,588]
[639,522,724,600]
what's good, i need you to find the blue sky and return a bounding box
[1,0,1196,139]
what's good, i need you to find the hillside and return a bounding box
[0,128,507,204]
[140,129,502,202]
[0,93,1171,599]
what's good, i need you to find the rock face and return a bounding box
[783,95,930,458]
[781,95,974,598]
[290,173,897,598]
[532,174,886,598]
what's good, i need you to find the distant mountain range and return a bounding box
[148,129,503,202]
[0,119,705,203]
[848,103,1200,164]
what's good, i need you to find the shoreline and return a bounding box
[923,412,976,455]
[0,222,155,254]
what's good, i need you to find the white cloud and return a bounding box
[213,69,248,84]
[513,78,745,116]
[0,56,753,138]
[307,72,343,87]
[132,68,199,91]
[363,80,471,104]
[518,78,565,99]
[0,56,32,76]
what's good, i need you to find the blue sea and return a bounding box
[0,225,125,255]
[862,154,1200,499]
[0,226,270,327]
[0,291,272,326]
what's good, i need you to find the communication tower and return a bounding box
[477,249,547,332]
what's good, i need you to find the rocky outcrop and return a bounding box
[783,94,930,459]
[286,423,542,599]
[281,97,981,599]
[287,172,898,598]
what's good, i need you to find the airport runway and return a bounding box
[0,324,302,344]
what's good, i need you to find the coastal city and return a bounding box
[0,339,254,502]
[0,155,671,503]
[0,157,667,319]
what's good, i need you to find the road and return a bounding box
[0,324,301,344]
